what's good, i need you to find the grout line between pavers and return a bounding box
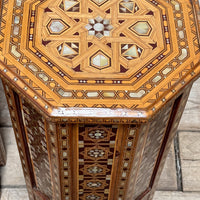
[174,131,183,191]
[0,125,13,128]
[177,129,200,133]
[0,185,27,189]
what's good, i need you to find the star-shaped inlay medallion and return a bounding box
[85,16,113,39]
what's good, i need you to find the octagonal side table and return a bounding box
[0,0,200,200]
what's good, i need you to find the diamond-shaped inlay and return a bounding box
[87,181,102,188]
[129,21,152,36]
[119,0,139,13]
[57,42,79,59]
[85,16,113,39]
[88,129,107,139]
[87,166,103,174]
[86,194,101,200]
[47,19,69,34]
[59,0,80,12]
[91,0,109,6]
[88,149,105,158]
[90,50,111,70]
[121,44,143,60]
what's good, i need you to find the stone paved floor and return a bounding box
[0,78,200,200]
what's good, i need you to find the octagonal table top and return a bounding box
[0,0,199,118]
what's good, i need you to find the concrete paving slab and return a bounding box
[153,191,200,200]
[157,141,177,191]
[0,80,12,127]
[0,188,28,200]
[179,131,200,191]
[179,79,200,131]
[0,128,26,187]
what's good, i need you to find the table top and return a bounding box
[0,0,199,118]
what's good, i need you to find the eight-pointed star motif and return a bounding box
[85,16,113,39]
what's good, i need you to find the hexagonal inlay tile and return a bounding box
[47,19,70,34]
[90,50,111,70]
[129,21,152,36]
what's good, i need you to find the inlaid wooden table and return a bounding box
[0,0,200,199]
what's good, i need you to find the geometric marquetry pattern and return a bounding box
[187,1,200,55]
[129,21,152,36]
[126,98,174,199]
[148,85,192,200]
[121,44,143,60]
[85,16,113,39]
[78,125,118,200]
[125,124,148,200]
[119,0,139,13]
[0,77,195,200]
[22,100,53,198]
[57,42,79,59]
[90,50,111,70]
[0,0,199,112]
[115,126,138,200]
[58,124,71,200]
[59,0,80,12]
[3,83,35,200]
[47,122,62,200]
[47,19,70,35]
[131,100,173,199]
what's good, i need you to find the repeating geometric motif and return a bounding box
[35,0,161,76]
[85,16,113,39]
[125,99,173,199]
[131,100,173,199]
[121,44,143,60]
[22,100,53,198]
[90,0,109,7]
[119,0,140,13]
[58,124,71,200]
[125,124,148,200]
[78,125,118,200]
[187,2,200,55]
[57,42,79,59]
[114,125,138,200]
[47,122,62,200]
[3,83,35,200]
[59,0,80,12]
[148,85,192,200]
[0,0,199,112]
